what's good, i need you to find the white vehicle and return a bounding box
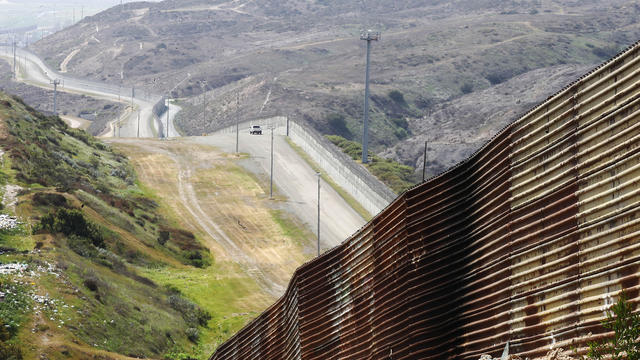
[249,125,263,135]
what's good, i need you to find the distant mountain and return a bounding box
[32,0,640,176]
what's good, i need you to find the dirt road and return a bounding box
[190,131,367,249]
[109,138,316,298]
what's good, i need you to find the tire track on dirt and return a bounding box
[125,141,285,297]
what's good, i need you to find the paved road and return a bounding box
[189,131,367,249]
[0,46,179,138]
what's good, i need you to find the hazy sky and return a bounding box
[0,0,162,31]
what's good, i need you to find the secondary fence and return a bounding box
[214,116,395,216]
[211,40,640,359]
[0,45,165,136]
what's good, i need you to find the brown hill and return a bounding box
[32,0,640,175]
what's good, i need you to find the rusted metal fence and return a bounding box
[210,40,640,359]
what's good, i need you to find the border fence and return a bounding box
[211,40,640,359]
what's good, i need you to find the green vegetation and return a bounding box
[326,113,352,138]
[34,208,106,248]
[0,279,29,360]
[141,265,267,359]
[581,292,640,360]
[326,135,417,193]
[0,92,214,359]
[388,90,406,105]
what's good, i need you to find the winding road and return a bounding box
[0,45,180,138]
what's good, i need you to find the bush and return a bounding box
[326,113,351,138]
[168,295,211,328]
[185,328,199,343]
[0,342,22,360]
[32,192,68,208]
[391,117,409,130]
[592,45,621,59]
[34,208,105,248]
[83,276,100,292]
[158,231,170,246]
[67,234,98,258]
[460,82,473,94]
[584,292,640,360]
[388,90,406,104]
[394,128,408,139]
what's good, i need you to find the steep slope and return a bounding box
[31,0,640,173]
[0,92,270,359]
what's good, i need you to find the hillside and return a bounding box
[0,60,125,136]
[0,92,314,359]
[31,0,640,176]
[209,33,640,360]
[0,91,214,359]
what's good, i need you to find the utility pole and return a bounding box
[360,30,380,164]
[51,79,60,115]
[12,37,17,79]
[270,127,274,199]
[131,87,134,108]
[200,80,207,126]
[422,140,428,182]
[317,172,321,256]
[137,110,140,138]
[235,92,239,153]
[166,97,170,138]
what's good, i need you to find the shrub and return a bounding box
[185,328,199,343]
[0,342,22,360]
[592,45,621,59]
[460,82,473,94]
[584,292,640,360]
[388,90,406,104]
[83,276,100,292]
[391,117,409,130]
[158,231,170,246]
[168,295,211,328]
[67,234,98,258]
[32,192,68,208]
[326,113,351,138]
[34,208,105,248]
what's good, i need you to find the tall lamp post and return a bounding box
[200,80,207,126]
[269,126,274,199]
[317,172,321,256]
[360,30,380,164]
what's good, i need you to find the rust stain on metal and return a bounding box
[211,41,640,359]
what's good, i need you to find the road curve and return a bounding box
[0,45,179,138]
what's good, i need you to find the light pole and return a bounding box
[236,92,240,153]
[317,172,321,256]
[165,95,170,138]
[360,30,380,164]
[51,79,61,115]
[422,140,428,182]
[12,38,16,79]
[270,126,274,199]
[200,80,207,127]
